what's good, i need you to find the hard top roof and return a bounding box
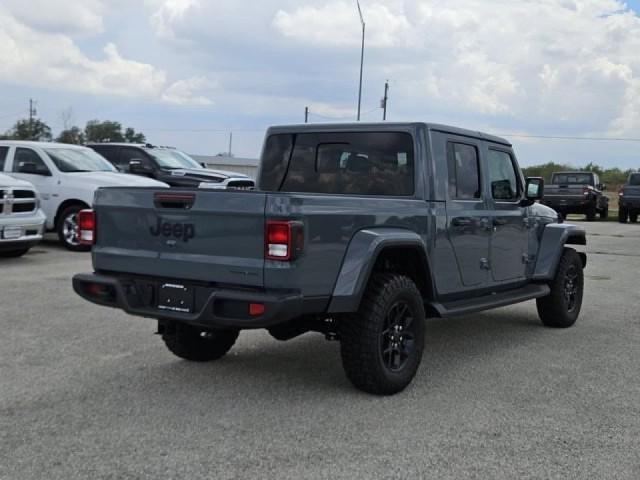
[265,122,511,146]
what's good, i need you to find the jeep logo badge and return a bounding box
[150,218,195,243]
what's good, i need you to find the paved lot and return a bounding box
[1,223,639,479]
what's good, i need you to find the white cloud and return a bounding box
[273,1,411,47]
[2,0,105,35]
[0,7,218,106]
[161,76,216,105]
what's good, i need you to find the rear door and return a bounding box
[445,138,491,287]
[93,188,267,286]
[484,145,528,283]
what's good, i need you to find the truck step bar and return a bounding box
[429,283,550,318]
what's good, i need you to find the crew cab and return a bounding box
[542,171,609,220]
[618,172,640,223]
[0,171,45,258]
[0,141,167,251]
[73,123,587,395]
[87,143,255,189]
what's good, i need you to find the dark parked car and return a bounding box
[74,123,587,395]
[618,172,640,223]
[541,171,609,220]
[87,143,254,189]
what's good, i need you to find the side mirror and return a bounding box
[129,159,150,174]
[598,183,606,191]
[521,177,544,206]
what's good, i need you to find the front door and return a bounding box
[446,140,491,287]
[9,147,57,224]
[485,147,529,282]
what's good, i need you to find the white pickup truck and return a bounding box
[0,141,167,251]
[0,172,46,257]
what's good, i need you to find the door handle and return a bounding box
[452,217,473,227]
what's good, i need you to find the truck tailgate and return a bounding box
[92,188,266,287]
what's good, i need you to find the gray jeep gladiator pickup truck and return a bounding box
[618,172,640,223]
[73,123,587,395]
[542,171,609,220]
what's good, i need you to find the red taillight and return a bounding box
[265,220,303,261]
[582,186,590,195]
[249,303,265,316]
[78,209,96,246]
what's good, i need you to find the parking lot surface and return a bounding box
[1,222,639,479]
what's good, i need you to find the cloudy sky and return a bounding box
[2,0,640,168]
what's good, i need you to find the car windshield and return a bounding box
[44,148,116,173]
[147,149,203,170]
[629,173,640,186]
[552,173,593,185]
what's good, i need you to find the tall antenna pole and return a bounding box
[305,106,309,123]
[382,80,389,121]
[357,1,365,121]
[29,99,37,140]
[228,132,233,156]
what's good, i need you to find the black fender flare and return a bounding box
[533,223,586,281]
[327,228,431,313]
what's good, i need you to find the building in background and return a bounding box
[191,154,259,179]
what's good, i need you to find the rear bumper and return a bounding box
[542,197,595,212]
[620,198,640,210]
[72,272,305,329]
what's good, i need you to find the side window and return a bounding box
[447,142,481,200]
[0,146,8,170]
[12,148,51,175]
[119,148,150,171]
[258,134,294,191]
[92,147,119,165]
[488,149,520,201]
[280,132,414,196]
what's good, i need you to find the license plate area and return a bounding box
[158,283,194,313]
[2,226,22,240]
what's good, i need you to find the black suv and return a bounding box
[87,143,254,189]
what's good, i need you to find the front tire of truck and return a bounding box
[536,248,583,328]
[162,323,239,362]
[585,206,597,222]
[339,273,425,395]
[630,211,639,223]
[618,208,628,223]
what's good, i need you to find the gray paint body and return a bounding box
[81,122,586,327]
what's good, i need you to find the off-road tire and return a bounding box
[618,208,628,223]
[599,208,608,220]
[536,248,583,328]
[57,204,91,252]
[585,206,597,221]
[162,323,239,362]
[630,211,639,223]
[340,273,426,395]
[0,248,30,258]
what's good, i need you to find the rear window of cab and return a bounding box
[259,132,415,196]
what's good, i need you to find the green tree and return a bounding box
[124,127,146,143]
[4,118,52,141]
[84,120,124,142]
[56,126,85,145]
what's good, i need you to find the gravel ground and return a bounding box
[1,222,639,480]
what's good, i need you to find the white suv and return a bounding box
[0,173,46,258]
[0,141,167,251]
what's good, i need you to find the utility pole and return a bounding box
[381,80,389,121]
[356,1,365,121]
[228,132,233,156]
[29,99,37,140]
[305,106,309,123]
